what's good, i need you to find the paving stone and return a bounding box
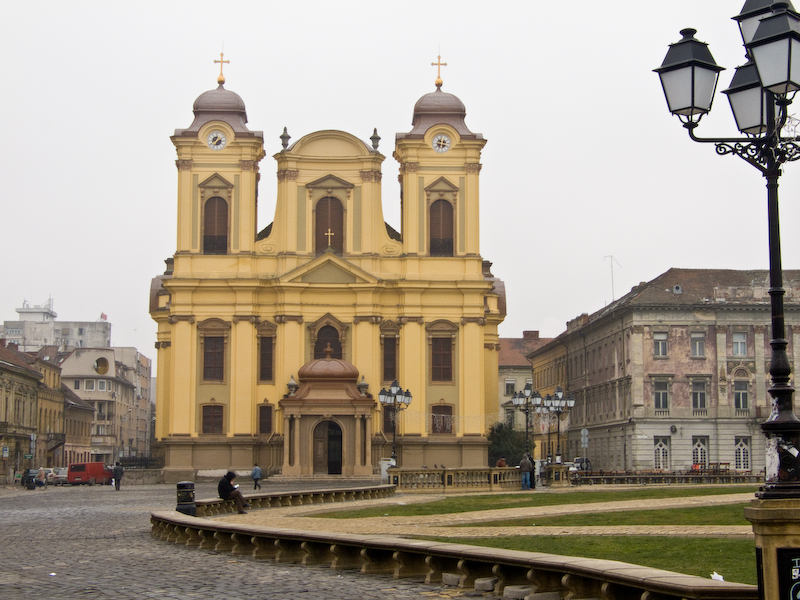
[0,481,451,600]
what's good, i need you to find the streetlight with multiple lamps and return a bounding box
[656,1,800,499]
[378,380,412,465]
[512,384,575,463]
[511,383,541,453]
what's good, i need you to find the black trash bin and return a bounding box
[176,481,196,516]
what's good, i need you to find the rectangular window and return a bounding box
[259,337,274,382]
[431,338,452,382]
[654,381,669,411]
[383,336,397,382]
[202,405,224,434]
[733,332,747,357]
[653,332,668,357]
[734,381,749,410]
[431,405,453,434]
[383,406,396,435]
[85,380,95,391]
[258,405,273,434]
[691,333,705,357]
[505,380,516,396]
[73,380,81,390]
[505,409,515,426]
[97,380,106,392]
[203,337,224,381]
[692,381,707,410]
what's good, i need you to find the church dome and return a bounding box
[193,84,247,114]
[298,354,359,382]
[399,83,481,140]
[174,81,259,138]
[413,87,466,119]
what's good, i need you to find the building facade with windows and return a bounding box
[150,71,505,482]
[0,342,42,482]
[525,269,800,474]
[58,348,152,464]
[2,299,111,352]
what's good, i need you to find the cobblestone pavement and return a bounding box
[0,481,466,600]
[220,488,756,539]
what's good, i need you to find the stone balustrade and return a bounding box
[194,484,395,517]
[389,467,521,492]
[150,507,757,600]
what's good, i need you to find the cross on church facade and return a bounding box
[215,52,230,84]
[324,228,335,246]
[431,54,447,87]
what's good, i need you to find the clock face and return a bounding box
[207,131,227,151]
[432,134,451,153]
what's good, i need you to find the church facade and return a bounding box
[150,66,506,482]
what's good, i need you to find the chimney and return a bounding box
[522,331,539,340]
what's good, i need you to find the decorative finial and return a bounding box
[280,127,291,149]
[287,374,298,396]
[357,375,369,396]
[370,128,380,150]
[431,54,447,88]
[323,342,334,359]
[214,52,230,85]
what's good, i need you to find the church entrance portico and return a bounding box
[279,351,375,477]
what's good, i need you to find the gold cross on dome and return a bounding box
[431,54,447,87]
[214,52,230,84]
[325,228,335,245]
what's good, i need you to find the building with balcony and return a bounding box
[525,268,800,474]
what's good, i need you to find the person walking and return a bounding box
[519,453,533,490]
[36,467,47,490]
[112,462,124,491]
[251,463,263,490]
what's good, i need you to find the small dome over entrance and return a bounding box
[298,345,359,382]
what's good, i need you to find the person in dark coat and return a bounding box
[218,471,250,514]
[112,462,124,491]
[519,453,534,490]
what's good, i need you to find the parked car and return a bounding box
[68,462,112,485]
[50,467,69,486]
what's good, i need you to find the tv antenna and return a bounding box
[604,255,622,301]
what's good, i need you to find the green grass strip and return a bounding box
[462,503,750,527]
[318,486,759,519]
[419,536,757,586]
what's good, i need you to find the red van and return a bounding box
[68,462,113,485]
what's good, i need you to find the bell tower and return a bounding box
[170,55,265,258]
[393,57,486,258]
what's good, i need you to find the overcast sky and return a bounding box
[3,1,798,374]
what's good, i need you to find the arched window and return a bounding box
[430,199,453,256]
[203,197,228,254]
[314,325,342,359]
[315,197,344,254]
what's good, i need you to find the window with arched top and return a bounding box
[429,199,453,256]
[203,197,228,254]
[315,197,344,254]
[314,325,342,359]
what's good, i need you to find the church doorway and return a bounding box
[313,420,343,475]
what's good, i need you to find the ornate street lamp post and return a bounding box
[656,1,800,499]
[378,380,412,465]
[542,387,576,463]
[511,383,542,453]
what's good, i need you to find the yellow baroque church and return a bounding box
[150,65,506,482]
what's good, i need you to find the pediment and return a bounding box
[280,252,380,285]
[307,174,354,190]
[425,176,459,193]
[199,173,234,189]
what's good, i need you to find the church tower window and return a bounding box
[431,338,453,381]
[203,197,228,254]
[203,337,224,381]
[429,199,453,256]
[315,197,344,254]
[314,325,342,359]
